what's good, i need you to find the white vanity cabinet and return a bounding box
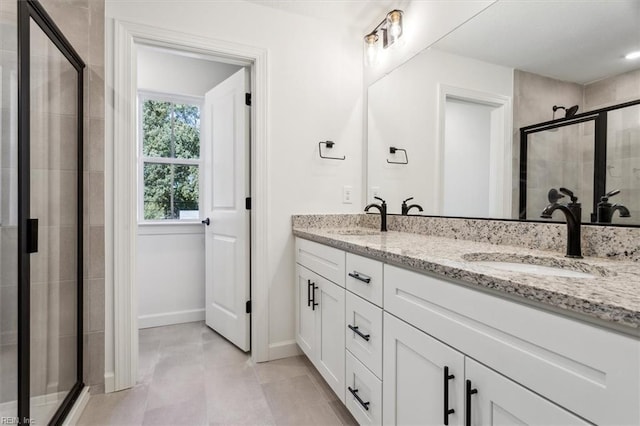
[383,312,589,425]
[295,239,346,402]
[294,236,640,426]
[384,264,640,426]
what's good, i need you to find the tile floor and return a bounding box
[77,321,357,425]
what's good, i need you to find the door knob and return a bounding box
[202,218,210,226]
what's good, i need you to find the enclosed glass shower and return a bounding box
[1,1,85,424]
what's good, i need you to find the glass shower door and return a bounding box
[17,1,85,424]
[28,17,80,425]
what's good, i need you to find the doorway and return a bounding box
[107,20,269,392]
[438,85,512,218]
[135,44,251,371]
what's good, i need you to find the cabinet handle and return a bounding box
[348,271,371,284]
[307,280,313,307]
[443,366,455,425]
[312,285,319,310]
[348,386,370,411]
[465,379,478,426]
[347,324,370,341]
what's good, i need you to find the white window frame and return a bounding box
[137,90,204,224]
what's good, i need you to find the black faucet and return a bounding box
[597,189,631,223]
[540,188,582,258]
[365,196,387,232]
[401,197,424,215]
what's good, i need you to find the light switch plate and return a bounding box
[343,186,353,204]
[371,186,380,199]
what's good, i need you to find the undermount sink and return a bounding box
[329,228,380,236]
[469,260,598,278]
[462,253,611,279]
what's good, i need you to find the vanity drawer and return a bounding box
[345,292,383,379]
[295,238,345,287]
[346,253,383,306]
[345,351,382,426]
[383,264,640,426]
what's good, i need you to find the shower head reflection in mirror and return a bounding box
[552,105,579,120]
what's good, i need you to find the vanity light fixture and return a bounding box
[625,50,640,60]
[364,9,404,66]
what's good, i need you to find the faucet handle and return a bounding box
[402,197,413,204]
[559,187,578,203]
[602,189,621,201]
[374,196,386,204]
[547,188,565,203]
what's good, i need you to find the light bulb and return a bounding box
[625,50,640,60]
[386,10,403,45]
[364,33,379,66]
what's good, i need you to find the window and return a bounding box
[138,93,202,221]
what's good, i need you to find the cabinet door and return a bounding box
[315,277,346,402]
[295,265,316,358]
[465,358,590,426]
[383,313,465,426]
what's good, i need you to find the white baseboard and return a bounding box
[104,372,115,393]
[138,308,205,329]
[268,340,301,361]
[62,386,90,426]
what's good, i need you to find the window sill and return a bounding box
[137,221,204,236]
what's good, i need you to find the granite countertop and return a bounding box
[293,226,640,335]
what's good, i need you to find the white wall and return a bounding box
[106,0,364,364]
[367,48,513,213]
[137,46,241,97]
[137,225,205,328]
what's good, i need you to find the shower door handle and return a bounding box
[27,218,39,253]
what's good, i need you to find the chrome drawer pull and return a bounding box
[348,271,371,283]
[348,324,370,341]
[348,386,370,411]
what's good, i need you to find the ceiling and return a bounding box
[433,0,640,85]
[243,0,398,33]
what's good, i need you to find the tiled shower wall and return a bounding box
[39,0,105,393]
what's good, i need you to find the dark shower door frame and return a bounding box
[519,113,603,221]
[17,1,85,424]
[519,99,640,223]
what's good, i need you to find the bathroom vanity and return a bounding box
[293,215,640,426]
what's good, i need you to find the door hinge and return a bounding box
[246,300,251,314]
[245,93,252,106]
[245,197,251,210]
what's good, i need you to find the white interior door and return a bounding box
[203,68,250,351]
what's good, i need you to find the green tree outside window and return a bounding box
[141,99,200,220]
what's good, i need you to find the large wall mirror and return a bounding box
[367,0,640,226]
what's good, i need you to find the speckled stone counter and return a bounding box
[292,214,640,335]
